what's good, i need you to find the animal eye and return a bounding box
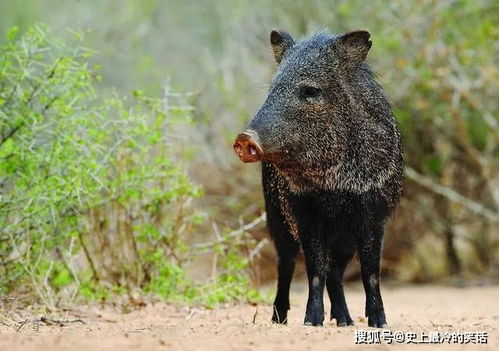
[299,86,322,101]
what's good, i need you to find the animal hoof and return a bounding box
[271,317,288,325]
[331,312,355,327]
[271,308,288,324]
[304,320,323,327]
[367,313,387,328]
[369,322,388,328]
[366,307,387,328]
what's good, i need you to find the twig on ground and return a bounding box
[430,319,453,327]
[16,316,85,330]
[0,320,11,327]
[185,308,205,320]
[252,305,258,324]
[39,316,86,326]
[16,319,29,332]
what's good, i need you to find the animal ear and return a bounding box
[270,30,295,64]
[337,30,372,63]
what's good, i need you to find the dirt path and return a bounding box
[1,284,498,350]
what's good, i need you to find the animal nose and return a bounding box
[233,130,263,163]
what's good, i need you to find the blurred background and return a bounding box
[0,0,497,307]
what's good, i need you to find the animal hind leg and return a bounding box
[326,253,355,326]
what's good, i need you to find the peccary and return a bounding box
[233,29,403,327]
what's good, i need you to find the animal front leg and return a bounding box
[358,222,387,328]
[271,236,299,324]
[301,236,328,326]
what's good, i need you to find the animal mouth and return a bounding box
[262,151,295,167]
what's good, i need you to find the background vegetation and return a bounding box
[0,0,497,307]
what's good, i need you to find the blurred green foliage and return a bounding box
[0,24,261,306]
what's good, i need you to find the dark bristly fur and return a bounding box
[236,29,403,327]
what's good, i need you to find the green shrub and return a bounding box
[0,25,261,307]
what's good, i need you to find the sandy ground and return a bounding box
[0,284,498,351]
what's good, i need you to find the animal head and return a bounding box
[234,30,401,193]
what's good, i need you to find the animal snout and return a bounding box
[233,130,263,163]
